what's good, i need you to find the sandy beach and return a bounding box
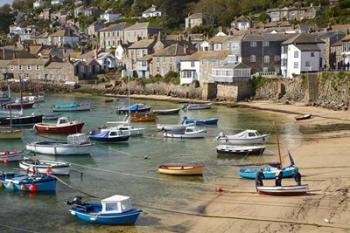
[118,99,350,233]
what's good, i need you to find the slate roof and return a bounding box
[243,33,292,42]
[215,62,250,69]
[128,39,156,49]
[295,44,320,51]
[187,13,203,19]
[181,50,229,61]
[8,58,48,65]
[341,34,350,42]
[98,23,127,32]
[124,22,161,31]
[282,33,324,45]
[50,28,78,37]
[0,48,36,60]
[152,42,195,57]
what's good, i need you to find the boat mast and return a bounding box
[127,74,131,124]
[274,122,282,166]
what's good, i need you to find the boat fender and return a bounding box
[6,181,13,190]
[3,158,8,165]
[47,167,53,174]
[216,186,223,192]
[29,184,37,192]
[20,183,26,191]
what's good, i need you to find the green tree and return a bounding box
[0,5,13,34]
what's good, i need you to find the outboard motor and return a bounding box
[67,196,83,206]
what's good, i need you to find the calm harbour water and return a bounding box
[0,95,303,233]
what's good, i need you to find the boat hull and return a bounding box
[157,124,186,132]
[257,185,309,196]
[117,107,151,114]
[89,135,129,143]
[239,166,297,179]
[183,104,211,110]
[183,118,218,126]
[0,150,23,162]
[153,108,180,115]
[0,115,43,126]
[217,136,268,145]
[26,142,92,155]
[158,164,204,176]
[70,208,142,225]
[52,107,90,112]
[5,102,35,109]
[34,122,84,134]
[2,175,56,192]
[19,160,70,175]
[0,129,23,139]
[216,145,265,155]
[163,130,207,138]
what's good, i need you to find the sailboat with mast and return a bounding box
[238,123,298,179]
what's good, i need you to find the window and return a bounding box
[294,62,299,69]
[10,65,14,70]
[105,203,119,211]
[36,65,40,70]
[282,59,287,66]
[156,57,160,62]
[142,61,147,67]
[250,41,257,47]
[250,55,256,62]
[264,56,270,63]
[311,52,315,57]
[305,61,310,67]
[274,55,280,62]
[263,67,269,72]
[191,61,195,67]
[263,41,269,47]
[27,65,31,70]
[19,65,23,70]
[294,51,299,58]
[156,67,160,73]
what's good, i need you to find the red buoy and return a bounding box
[216,186,223,192]
[29,184,37,192]
[3,159,9,165]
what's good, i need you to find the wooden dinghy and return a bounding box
[153,108,181,115]
[130,112,157,122]
[158,163,204,176]
[256,184,309,196]
[295,114,312,121]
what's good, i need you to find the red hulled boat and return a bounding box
[34,117,84,134]
[5,101,35,109]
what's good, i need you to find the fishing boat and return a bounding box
[0,150,23,162]
[1,173,56,192]
[117,104,151,114]
[0,114,43,126]
[52,102,91,112]
[295,114,312,121]
[216,130,268,145]
[156,124,186,132]
[19,158,70,175]
[163,126,207,138]
[182,103,211,110]
[89,128,130,143]
[216,145,266,155]
[0,127,23,139]
[34,117,84,134]
[106,119,144,136]
[153,108,181,115]
[256,184,309,196]
[22,95,45,103]
[182,116,218,126]
[130,112,157,123]
[158,163,204,175]
[67,195,142,225]
[4,100,35,109]
[26,133,92,155]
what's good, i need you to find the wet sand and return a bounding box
[129,100,350,233]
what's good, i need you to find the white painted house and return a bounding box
[142,5,162,18]
[100,10,121,23]
[96,52,117,69]
[33,0,45,9]
[231,15,251,31]
[281,33,324,78]
[9,25,36,41]
[51,0,64,6]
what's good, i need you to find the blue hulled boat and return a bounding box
[0,173,56,191]
[52,102,91,112]
[67,195,142,225]
[182,116,218,126]
[238,152,298,179]
[89,128,130,143]
[116,104,151,114]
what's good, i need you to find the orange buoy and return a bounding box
[216,186,223,192]
[29,184,37,192]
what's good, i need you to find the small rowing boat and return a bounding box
[295,114,312,121]
[153,108,180,115]
[216,145,265,155]
[0,173,57,192]
[67,195,142,225]
[158,163,204,175]
[182,103,211,110]
[256,185,309,196]
[19,158,70,175]
[130,112,157,122]
[0,150,23,162]
[52,102,91,112]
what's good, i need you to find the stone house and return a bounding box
[330,40,343,70]
[180,50,229,85]
[267,5,320,22]
[74,6,100,18]
[39,8,51,20]
[46,28,79,48]
[124,22,162,44]
[185,13,203,29]
[231,15,252,31]
[151,42,196,77]
[87,22,104,37]
[50,10,70,24]
[9,25,36,42]
[241,33,292,75]
[317,31,346,69]
[281,33,325,78]
[142,5,162,18]
[98,23,127,49]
